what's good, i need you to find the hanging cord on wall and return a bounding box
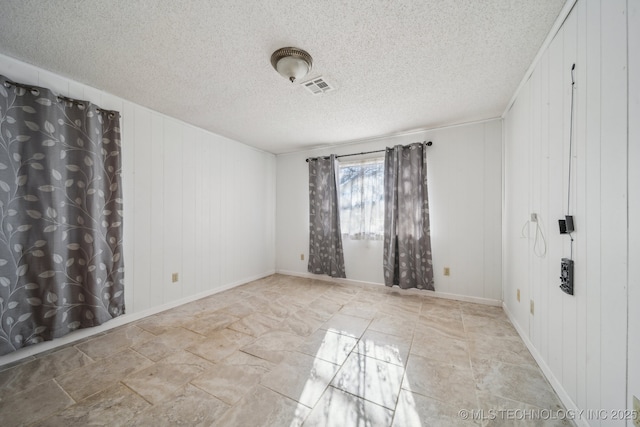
[567,64,575,216]
[567,64,576,260]
[520,219,547,258]
[533,221,547,258]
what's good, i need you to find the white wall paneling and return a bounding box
[1,3,637,418]
[502,0,632,425]
[162,119,184,303]
[0,53,276,364]
[627,0,640,419]
[149,113,166,309]
[598,0,628,419]
[120,98,135,313]
[583,0,603,416]
[181,125,198,299]
[561,8,577,401]
[133,106,153,313]
[546,26,565,382]
[482,122,503,300]
[573,0,588,409]
[503,81,531,332]
[276,120,503,302]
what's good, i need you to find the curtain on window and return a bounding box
[383,143,434,290]
[308,155,346,278]
[338,158,384,240]
[0,76,124,355]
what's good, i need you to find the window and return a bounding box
[338,157,385,240]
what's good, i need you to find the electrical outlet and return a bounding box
[531,213,538,222]
[172,273,179,283]
[633,395,640,427]
[517,289,520,302]
[300,253,304,261]
[443,267,450,276]
[530,300,535,315]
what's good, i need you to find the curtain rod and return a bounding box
[2,79,118,117]
[305,141,432,162]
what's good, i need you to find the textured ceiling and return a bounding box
[0,0,566,154]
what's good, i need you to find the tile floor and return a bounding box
[0,274,571,426]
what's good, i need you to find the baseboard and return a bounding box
[276,269,502,306]
[0,270,275,368]
[502,302,586,427]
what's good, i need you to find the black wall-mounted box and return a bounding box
[560,258,574,295]
[558,215,575,234]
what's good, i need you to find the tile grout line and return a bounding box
[120,381,155,406]
[187,381,231,406]
[29,378,77,427]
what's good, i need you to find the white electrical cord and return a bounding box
[521,219,547,258]
[533,220,547,258]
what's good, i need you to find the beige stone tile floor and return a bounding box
[0,274,572,426]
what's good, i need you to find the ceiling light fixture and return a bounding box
[270,47,313,83]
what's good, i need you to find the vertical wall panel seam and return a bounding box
[545,44,552,364]
[501,119,506,303]
[590,0,602,414]
[483,123,487,299]
[181,126,186,299]
[544,53,550,362]
[162,121,168,303]
[130,105,136,313]
[529,79,534,339]
[561,22,566,387]
[625,0,630,412]
[598,4,603,412]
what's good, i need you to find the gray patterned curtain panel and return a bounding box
[0,76,124,356]
[308,155,346,278]
[383,143,434,290]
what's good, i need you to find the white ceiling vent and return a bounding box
[301,76,335,95]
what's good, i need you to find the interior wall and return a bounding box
[627,0,640,417]
[502,1,634,425]
[0,53,276,360]
[276,120,502,302]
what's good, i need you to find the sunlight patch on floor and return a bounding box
[291,329,421,426]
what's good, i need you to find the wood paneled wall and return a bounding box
[627,0,640,419]
[503,1,634,425]
[276,120,503,302]
[0,53,276,360]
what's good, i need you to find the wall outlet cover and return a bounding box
[530,213,538,222]
[443,267,450,276]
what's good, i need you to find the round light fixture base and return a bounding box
[271,47,313,83]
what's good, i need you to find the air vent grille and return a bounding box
[301,76,335,95]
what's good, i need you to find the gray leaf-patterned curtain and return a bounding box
[383,143,433,290]
[308,155,346,278]
[0,76,124,356]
